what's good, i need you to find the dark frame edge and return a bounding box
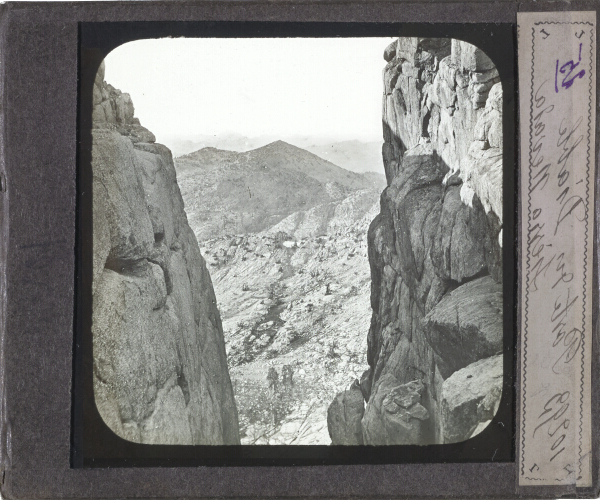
[0,3,11,499]
[0,1,597,499]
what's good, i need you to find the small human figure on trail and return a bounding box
[282,364,294,388]
[267,366,279,393]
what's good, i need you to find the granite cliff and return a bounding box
[328,38,504,445]
[91,61,240,445]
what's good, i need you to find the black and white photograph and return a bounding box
[89,35,504,447]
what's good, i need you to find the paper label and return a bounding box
[518,11,595,487]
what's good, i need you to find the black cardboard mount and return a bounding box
[0,1,597,499]
[73,20,516,470]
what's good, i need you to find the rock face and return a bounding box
[91,61,240,445]
[327,382,365,445]
[327,38,503,445]
[441,355,503,443]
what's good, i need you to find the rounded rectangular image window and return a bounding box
[74,24,515,466]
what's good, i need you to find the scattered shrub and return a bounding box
[327,340,339,359]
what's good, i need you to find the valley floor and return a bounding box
[200,210,376,444]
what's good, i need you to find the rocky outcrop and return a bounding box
[327,38,503,445]
[361,376,430,445]
[440,354,502,443]
[91,61,240,445]
[327,382,365,445]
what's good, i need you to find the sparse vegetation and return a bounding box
[197,190,375,444]
[327,340,340,359]
[234,365,309,442]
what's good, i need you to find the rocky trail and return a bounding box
[198,200,379,444]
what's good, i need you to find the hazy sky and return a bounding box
[104,37,394,145]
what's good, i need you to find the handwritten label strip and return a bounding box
[518,11,595,487]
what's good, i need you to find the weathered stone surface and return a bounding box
[431,185,492,283]
[327,382,365,445]
[384,40,397,62]
[359,37,504,445]
[362,375,431,445]
[441,354,502,443]
[396,37,421,63]
[422,276,503,378]
[384,60,403,94]
[460,82,503,223]
[92,70,240,445]
[118,124,156,144]
[431,71,457,109]
[451,39,495,72]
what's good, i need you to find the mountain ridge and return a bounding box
[164,133,385,175]
[175,140,383,242]
[178,140,376,191]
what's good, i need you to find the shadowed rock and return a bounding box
[431,185,493,283]
[92,61,240,445]
[327,381,365,445]
[422,276,503,378]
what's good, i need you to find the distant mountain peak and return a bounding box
[180,146,240,161]
[253,140,339,165]
[258,140,299,151]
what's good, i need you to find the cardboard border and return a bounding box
[0,1,597,499]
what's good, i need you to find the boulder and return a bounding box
[422,276,503,378]
[362,375,430,445]
[327,382,365,445]
[441,354,502,443]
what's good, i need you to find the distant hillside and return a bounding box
[360,171,387,189]
[175,141,380,242]
[164,132,272,158]
[165,134,385,176]
[302,140,384,175]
